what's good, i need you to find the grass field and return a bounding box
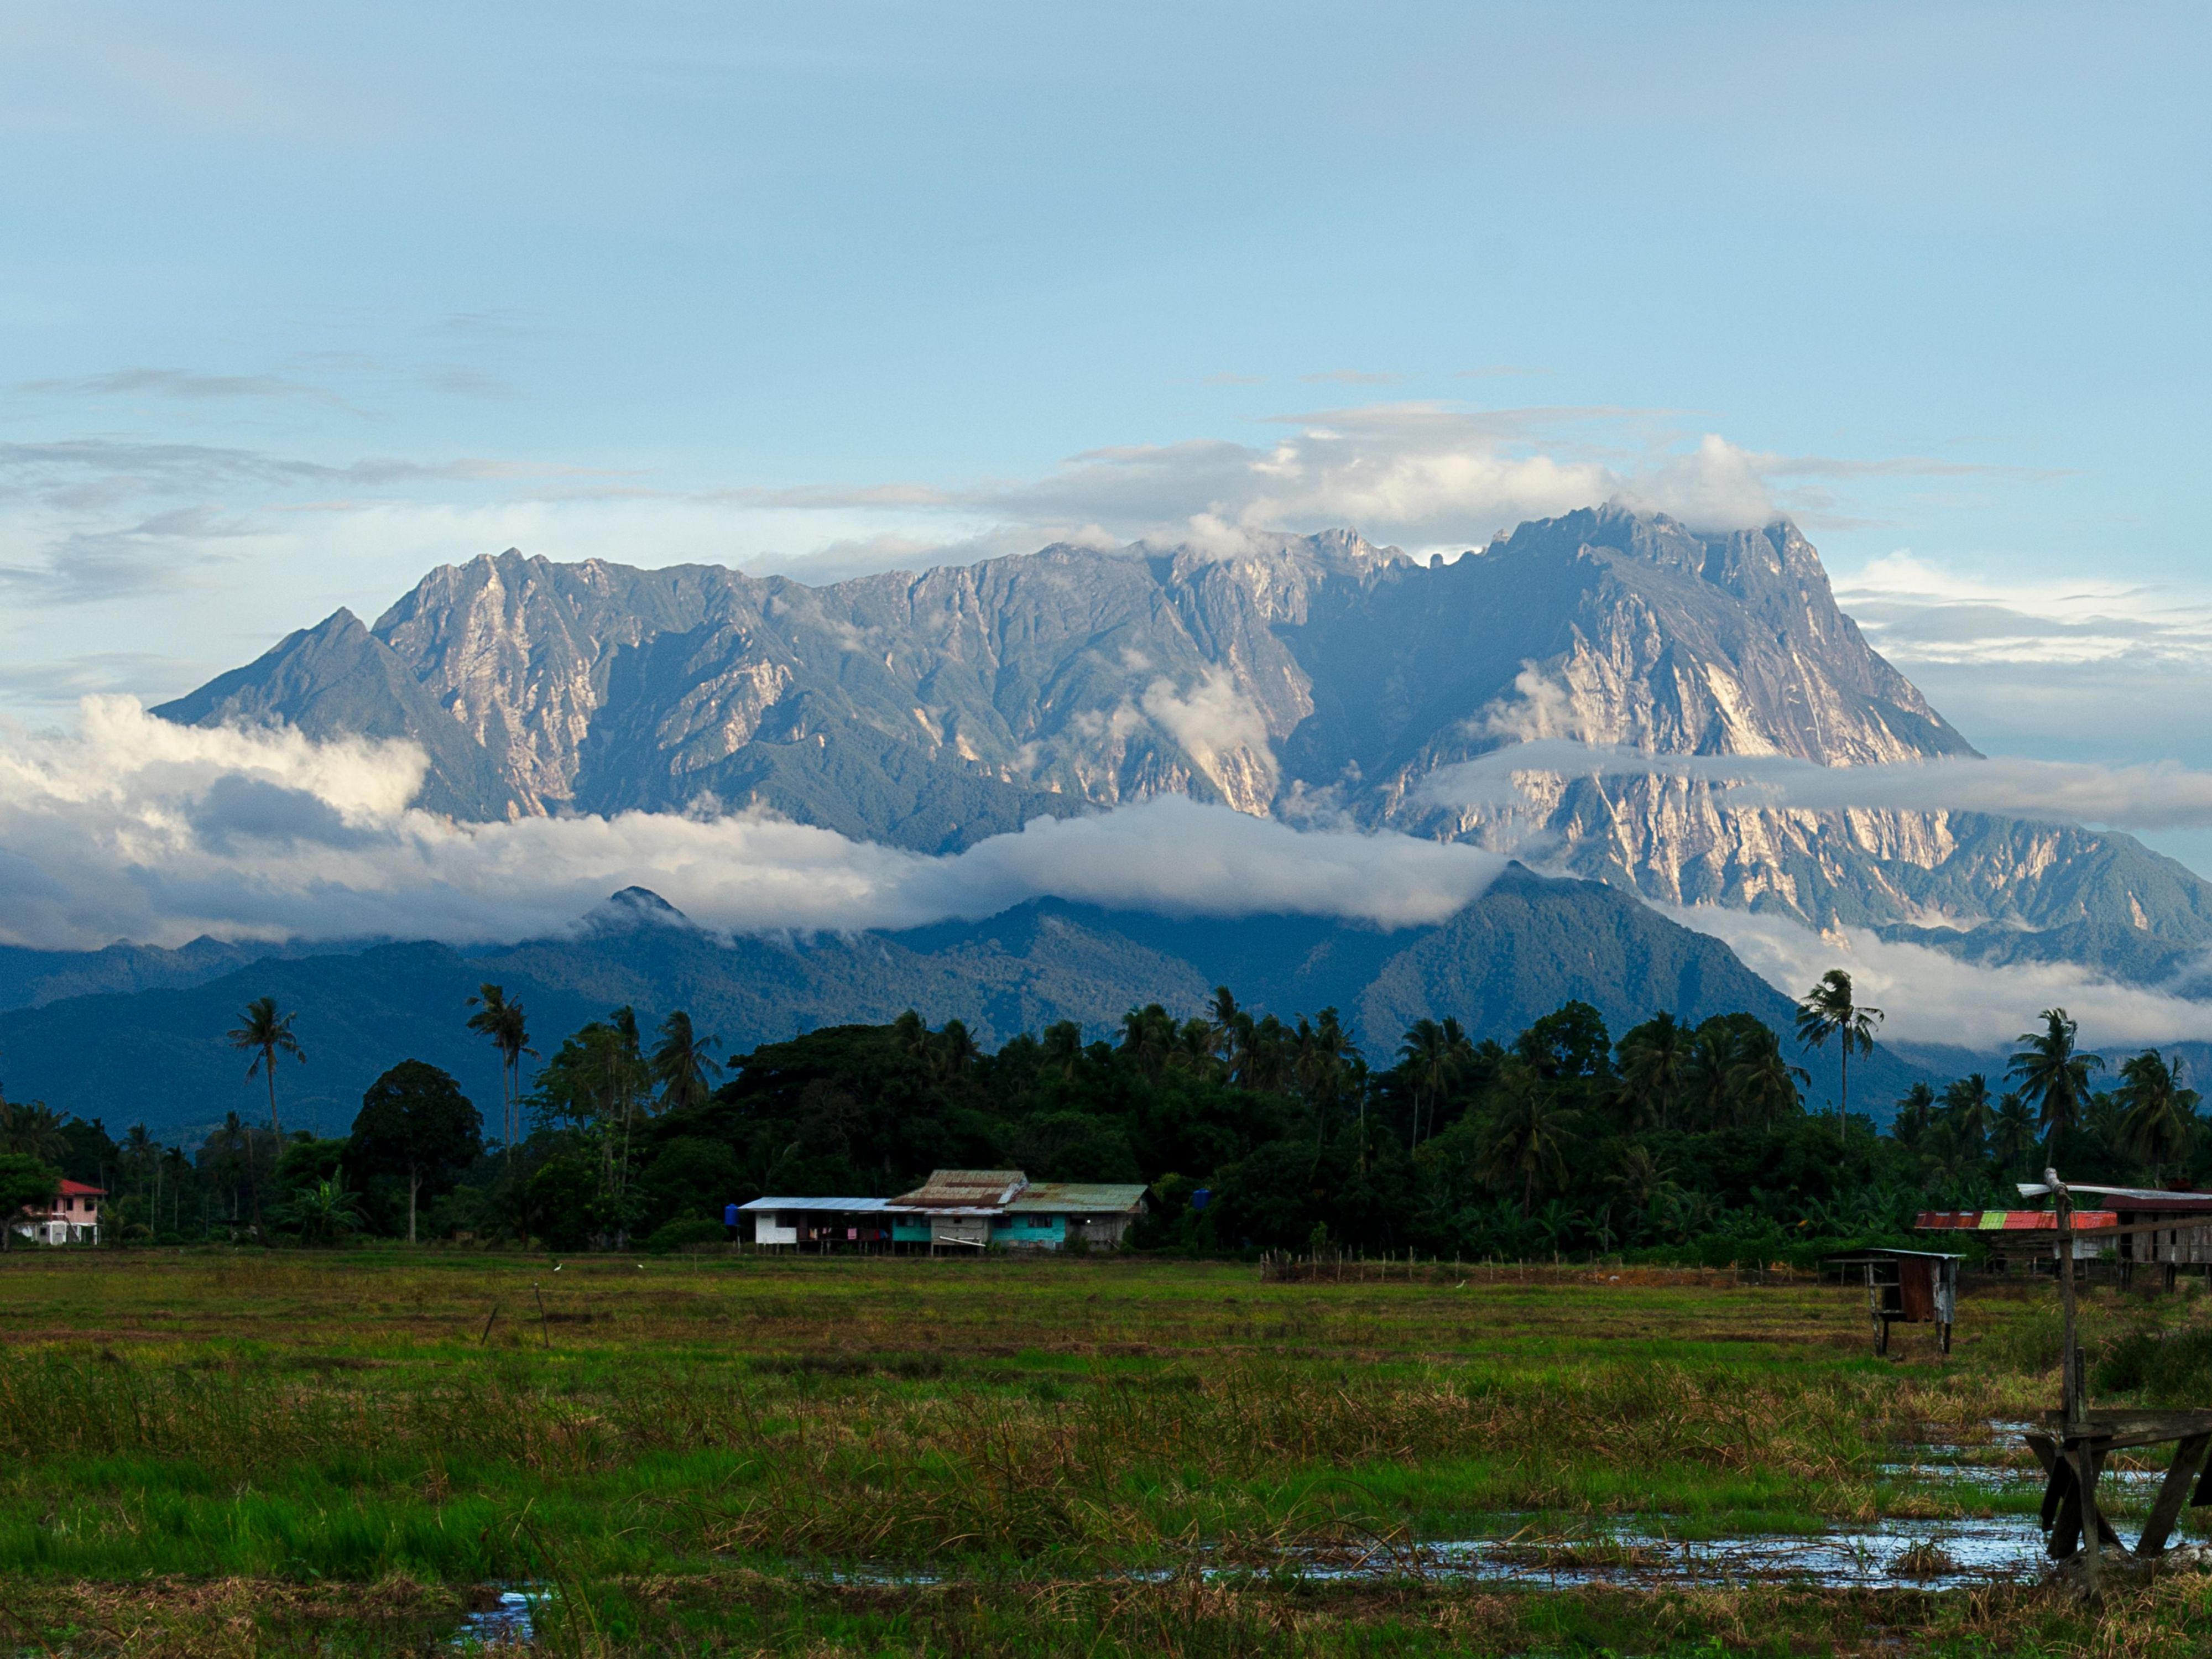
[3,1249,2211,1655]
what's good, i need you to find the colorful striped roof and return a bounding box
[1915,1209,2119,1232]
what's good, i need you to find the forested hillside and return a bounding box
[0,870,1934,1139]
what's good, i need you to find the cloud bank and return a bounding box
[0,699,1507,951]
[1419,739,2212,831]
[1666,902,2212,1053]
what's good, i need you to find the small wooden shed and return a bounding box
[1829,1248,1962,1355]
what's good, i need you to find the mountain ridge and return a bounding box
[150,508,2212,984]
[0,869,1938,1141]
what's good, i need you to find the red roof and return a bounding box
[57,1180,104,1197]
[1916,1209,2117,1231]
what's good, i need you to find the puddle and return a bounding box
[1882,1420,2178,1509]
[1882,1459,2169,1501]
[1249,1519,2041,1590]
[813,1520,2049,1594]
[451,1587,538,1651]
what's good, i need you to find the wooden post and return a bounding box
[2139,1434,2211,1556]
[2075,1439,2101,1593]
[2056,1180,2082,1428]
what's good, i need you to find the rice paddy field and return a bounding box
[5,1250,2212,1656]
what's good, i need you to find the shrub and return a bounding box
[645,1215,729,1254]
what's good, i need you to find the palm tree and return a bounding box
[1243,1014,1295,1095]
[1991,1090,2038,1175]
[1206,987,1243,1066]
[1168,1018,1217,1077]
[931,1018,979,1084]
[650,1009,723,1110]
[1400,1019,1467,1148]
[1680,1022,1739,1132]
[0,1095,67,1162]
[1479,1059,1582,1215]
[1794,969,1882,1134]
[1041,1020,1085,1083]
[2007,1008,2104,1157]
[467,985,534,1153]
[227,997,305,1141]
[1615,1012,1689,1132]
[1606,1143,1681,1220]
[1295,1009,1359,1159]
[1726,1023,1807,1128]
[1940,1073,1996,1162]
[1891,1082,1936,1149]
[2118,1051,2201,1185]
[1119,1004,1177,1077]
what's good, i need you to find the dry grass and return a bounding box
[0,1250,2180,1653]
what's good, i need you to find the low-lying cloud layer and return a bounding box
[15,701,2212,1055]
[1666,902,2212,1054]
[0,700,1507,951]
[1420,739,2212,831]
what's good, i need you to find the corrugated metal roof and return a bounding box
[1916,1209,2119,1231]
[738,1196,891,1213]
[894,1169,1029,1208]
[1008,1183,1149,1214]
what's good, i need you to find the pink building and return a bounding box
[14,1179,103,1245]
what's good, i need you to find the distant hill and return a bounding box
[0,868,1935,1143]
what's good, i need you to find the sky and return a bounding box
[4,3,2212,889]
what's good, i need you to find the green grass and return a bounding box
[0,1249,2197,1653]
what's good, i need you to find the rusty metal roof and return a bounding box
[1916,1209,2120,1232]
[892,1169,1029,1208]
[1008,1183,1149,1215]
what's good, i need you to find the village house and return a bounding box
[13,1179,104,1246]
[740,1169,1146,1253]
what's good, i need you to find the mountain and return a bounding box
[0,871,1934,1142]
[0,937,292,1012]
[153,507,2212,981]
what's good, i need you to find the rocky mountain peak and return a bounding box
[153,509,2212,974]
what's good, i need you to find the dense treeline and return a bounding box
[3,988,2201,1263]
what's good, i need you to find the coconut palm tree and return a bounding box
[1041,1020,1085,1083]
[1991,1090,2038,1175]
[1206,987,1243,1066]
[1940,1073,1996,1162]
[1679,1021,1739,1132]
[467,985,534,1152]
[650,1009,723,1110]
[1118,1004,1177,1077]
[1241,1014,1296,1095]
[1726,1023,1808,1128]
[227,997,304,1141]
[1891,1083,1937,1149]
[2007,1008,2103,1157]
[1793,969,1882,1135]
[1615,1011,1689,1132]
[1400,1016,1475,1146]
[0,1097,67,1163]
[1479,1058,1582,1215]
[931,1018,979,1084]
[2117,1051,2201,1185]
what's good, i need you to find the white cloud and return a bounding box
[995,411,1773,550]
[1139,670,1278,811]
[1835,550,2212,671]
[0,698,1507,950]
[1666,902,2212,1052]
[1418,738,2212,832]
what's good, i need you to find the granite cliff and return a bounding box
[156,507,2212,978]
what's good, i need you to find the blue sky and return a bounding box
[6,2,2212,856]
